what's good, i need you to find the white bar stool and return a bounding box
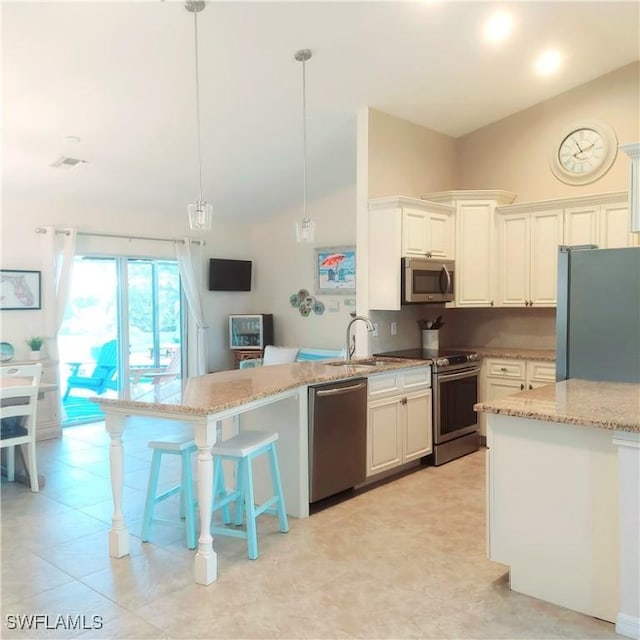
[211,430,288,559]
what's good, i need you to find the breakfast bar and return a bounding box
[95,357,426,586]
[476,379,640,639]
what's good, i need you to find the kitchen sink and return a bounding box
[325,357,403,368]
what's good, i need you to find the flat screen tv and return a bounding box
[209,258,252,292]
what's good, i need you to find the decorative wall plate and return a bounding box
[0,341,15,362]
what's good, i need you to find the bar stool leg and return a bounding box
[243,456,259,560]
[183,449,197,549]
[233,458,244,526]
[213,458,232,524]
[141,450,163,542]
[268,442,289,533]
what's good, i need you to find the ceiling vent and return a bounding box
[50,156,87,169]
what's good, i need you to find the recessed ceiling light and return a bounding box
[483,12,514,43]
[63,135,81,143]
[534,49,563,76]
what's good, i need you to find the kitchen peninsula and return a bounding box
[95,356,427,586]
[476,379,640,640]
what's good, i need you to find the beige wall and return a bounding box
[370,307,556,354]
[456,62,640,202]
[248,184,357,356]
[367,109,457,197]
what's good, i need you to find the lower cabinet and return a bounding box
[366,367,432,477]
[480,358,556,436]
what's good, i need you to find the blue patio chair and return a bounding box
[63,339,118,400]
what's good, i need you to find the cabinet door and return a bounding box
[403,389,432,461]
[564,205,599,246]
[402,209,429,257]
[525,360,556,391]
[529,209,563,306]
[456,201,495,307]
[367,397,402,476]
[425,210,453,259]
[599,202,638,248]
[497,213,529,306]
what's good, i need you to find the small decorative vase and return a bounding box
[29,350,41,361]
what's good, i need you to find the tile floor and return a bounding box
[1,421,618,639]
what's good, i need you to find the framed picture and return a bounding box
[314,246,356,295]
[0,270,42,310]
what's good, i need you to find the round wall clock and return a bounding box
[550,119,618,186]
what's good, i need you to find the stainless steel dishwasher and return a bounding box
[308,377,367,503]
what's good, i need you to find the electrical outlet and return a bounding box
[371,322,379,337]
[390,321,397,336]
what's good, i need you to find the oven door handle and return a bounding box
[435,367,480,382]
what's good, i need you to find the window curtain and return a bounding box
[175,239,209,376]
[39,227,76,360]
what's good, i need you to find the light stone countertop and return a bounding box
[94,357,429,416]
[475,378,640,433]
[458,346,556,361]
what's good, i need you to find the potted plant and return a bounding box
[26,336,44,360]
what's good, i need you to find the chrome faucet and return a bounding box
[345,315,375,362]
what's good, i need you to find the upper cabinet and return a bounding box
[496,191,635,308]
[421,191,517,308]
[368,197,454,310]
[563,195,639,249]
[496,208,563,307]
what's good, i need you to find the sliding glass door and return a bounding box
[59,256,183,426]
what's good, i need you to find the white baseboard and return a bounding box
[616,613,640,639]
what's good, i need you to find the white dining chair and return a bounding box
[0,363,42,492]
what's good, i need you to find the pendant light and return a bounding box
[186,0,212,232]
[294,49,315,243]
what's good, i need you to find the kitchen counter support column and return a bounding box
[613,430,640,640]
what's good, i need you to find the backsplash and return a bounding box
[370,306,556,353]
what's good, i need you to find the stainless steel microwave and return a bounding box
[402,257,455,303]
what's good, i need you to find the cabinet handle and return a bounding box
[529,384,533,390]
[490,300,494,307]
[499,367,508,372]
[520,383,525,390]
[401,397,407,405]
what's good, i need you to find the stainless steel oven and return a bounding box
[432,356,480,466]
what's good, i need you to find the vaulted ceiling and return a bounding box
[3,1,639,224]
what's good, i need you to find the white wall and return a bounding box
[0,194,253,370]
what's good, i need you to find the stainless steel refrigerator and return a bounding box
[556,245,640,383]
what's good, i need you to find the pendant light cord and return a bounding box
[193,9,204,203]
[301,56,307,222]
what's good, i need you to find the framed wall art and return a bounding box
[0,269,42,310]
[314,246,356,295]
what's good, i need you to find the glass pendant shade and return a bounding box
[188,200,213,231]
[295,216,316,243]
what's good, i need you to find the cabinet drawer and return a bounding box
[401,367,431,390]
[486,359,526,379]
[368,372,402,399]
[527,361,556,383]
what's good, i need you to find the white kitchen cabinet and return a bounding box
[421,190,517,308]
[497,208,563,307]
[479,357,555,436]
[366,367,432,476]
[564,195,637,248]
[368,197,454,310]
[401,207,452,259]
[599,200,639,248]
